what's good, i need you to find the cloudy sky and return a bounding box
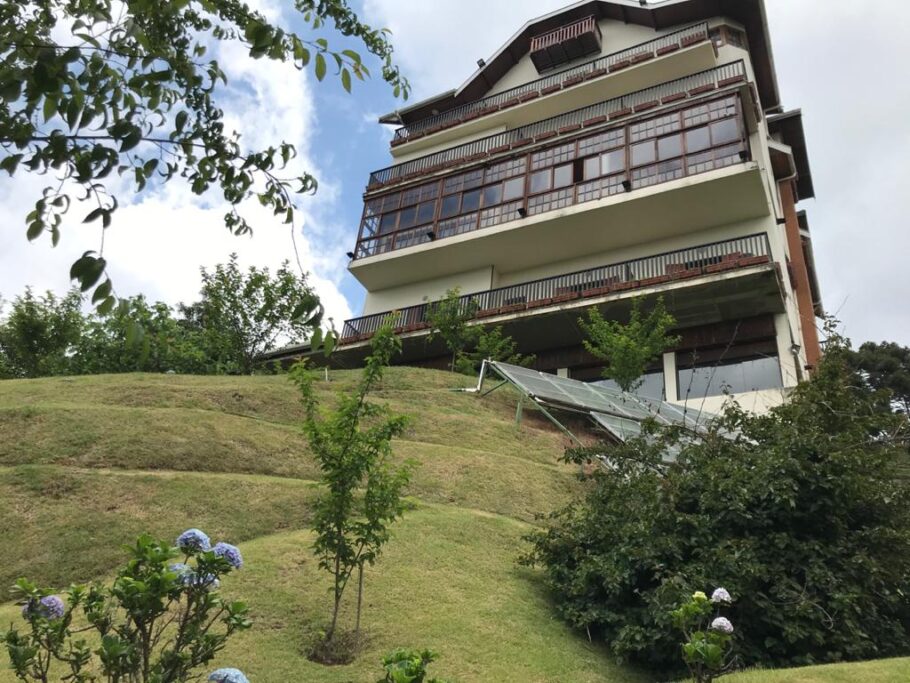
[2,0,909,345]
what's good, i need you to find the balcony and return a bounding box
[530,15,602,72]
[392,23,712,148]
[371,60,746,189]
[341,234,776,344]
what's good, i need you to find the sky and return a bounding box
[2,0,910,346]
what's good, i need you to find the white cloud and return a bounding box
[0,1,352,325]
[364,0,910,345]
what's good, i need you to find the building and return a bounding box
[328,0,822,414]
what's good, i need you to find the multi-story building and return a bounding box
[328,0,823,414]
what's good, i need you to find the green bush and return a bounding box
[522,330,910,671]
[377,648,451,683]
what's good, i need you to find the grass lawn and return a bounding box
[1,369,908,682]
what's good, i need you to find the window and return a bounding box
[677,346,783,399]
[631,141,656,166]
[593,372,666,400]
[531,142,575,170]
[657,134,683,160]
[685,126,711,153]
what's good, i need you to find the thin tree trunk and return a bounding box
[355,562,364,637]
[327,555,342,642]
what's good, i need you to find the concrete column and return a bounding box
[662,352,678,401]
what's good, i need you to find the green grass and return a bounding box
[725,658,910,682]
[1,369,908,682]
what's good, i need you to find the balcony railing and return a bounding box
[370,60,746,190]
[341,234,772,343]
[531,15,600,53]
[393,22,709,143]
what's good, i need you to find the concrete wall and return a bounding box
[362,266,494,316]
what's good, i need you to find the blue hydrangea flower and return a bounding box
[208,668,249,683]
[711,616,734,634]
[22,595,65,621]
[177,528,211,553]
[169,563,194,585]
[196,573,221,590]
[711,587,732,604]
[213,542,243,570]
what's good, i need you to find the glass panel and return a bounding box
[553,164,573,189]
[440,194,460,219]
[503,177,524,201]
[530,170,551,194]
[677,355,783,399]
[380,193,401,212]
[482,183,503,207]
[416,200,436,225]
[710,118,739,145]
[631,141,656,166]
[591,371,665,400]
[584,156,600,180]
[379,212,398,234]
[658,134,683,160]
[601,149,625,175]
[685,126,711,153]
[461,189,481,213]
[398,206,417,230]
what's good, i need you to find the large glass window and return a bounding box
[677,352,782,399]
[592,372,666,400]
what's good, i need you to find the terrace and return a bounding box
[341,233,774,344]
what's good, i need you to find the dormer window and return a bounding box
[530,16,602,73]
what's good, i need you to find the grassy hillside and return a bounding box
[1,369,908,682]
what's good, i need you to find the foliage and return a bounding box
[522,327,910,672]
[2,530,250,682]
[290,322,413,648]
[1,0,408,309]
[672,589,737,683]
[425,289,479,373]
[180,254,322,374]
[0,288,83,378]
[453,326,534,376]
[72,295,208,375]
[849,341,910,415]
[377,648,451,683]
[578,296,679,392]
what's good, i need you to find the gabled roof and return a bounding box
[381,0,780,126]
[768,109,815,201]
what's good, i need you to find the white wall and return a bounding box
[362,266,494,316]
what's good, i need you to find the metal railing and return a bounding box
[370,60,745,189]
[392,22,709,142]
[341,233,772,341]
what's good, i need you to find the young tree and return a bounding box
[182,254,321,374]
[3,529,250,682]
[290,323,413,652]
[1,0,409,314]
[425,288,479,372]
[0,287,83,378]
[849,341,910,415]
[454,326,534,375]
[523,328,910,672]
[579,296,680,392]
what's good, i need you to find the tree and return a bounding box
[425,288,479,372]
[182,254,321,374]
[454,325,534,375]
[850,341,910,415]
[290,322,413,654]
[579,296,680,392]
[522,328,910,672]
[1,0,409,312]
[3,529,251,682]
[0,287,83,378]
[72,295,207,375]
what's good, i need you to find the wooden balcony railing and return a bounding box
[371,60,746,190]
[341,234,773,343]
[392,23,709,143]
[530,15,601,72]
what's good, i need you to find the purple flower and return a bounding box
[22,595,65,621]
[711,616,734,634]
[213,542,243,570]
[208,668,249,683]
[170,563,219,590]
[711,587,732,604]
[177,528,211,553]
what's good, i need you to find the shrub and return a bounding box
[522,330,910,671]
[673,589,737,682]
[3,531,251,682]
[377,648,451,683]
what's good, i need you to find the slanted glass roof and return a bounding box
[487,361,722,444]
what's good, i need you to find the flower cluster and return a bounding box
[169,563,220,590]
[177,528,212,553]
[711,587,732,604]
[213,542,243,570]
[21,595,65,621]
[208,668,250,683]
[711,616,734,634]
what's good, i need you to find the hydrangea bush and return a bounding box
[672,588,737,683]
[2,530,251,683]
